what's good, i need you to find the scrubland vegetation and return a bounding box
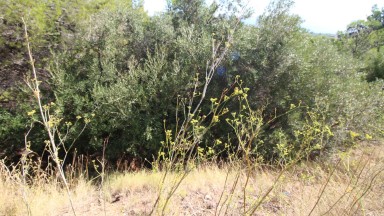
[0,0,384,215]
[1,142,383,215]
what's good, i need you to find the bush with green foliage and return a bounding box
[0,0,383,165]
[47,0,247,161]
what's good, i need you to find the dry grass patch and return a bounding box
[0,175,95,216]
[0,142,383,215]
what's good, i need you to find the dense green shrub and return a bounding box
[47,0,245,161]
[1,0,383,165]
[366,49,384,81]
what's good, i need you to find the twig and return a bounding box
[22,17,77,216]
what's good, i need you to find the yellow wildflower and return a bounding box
[27,110,36,116]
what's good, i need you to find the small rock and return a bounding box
[204,194,213,201]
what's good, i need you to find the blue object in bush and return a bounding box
[217,65,226,76]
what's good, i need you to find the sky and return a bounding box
[143,0,384,34]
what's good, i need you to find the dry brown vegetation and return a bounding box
[1,141,383,216]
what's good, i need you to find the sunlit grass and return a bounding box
[0,142,383,215]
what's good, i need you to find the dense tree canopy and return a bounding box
[0,0,383,165]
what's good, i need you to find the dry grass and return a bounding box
[0,175,95,216]
[1,142,383,216]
